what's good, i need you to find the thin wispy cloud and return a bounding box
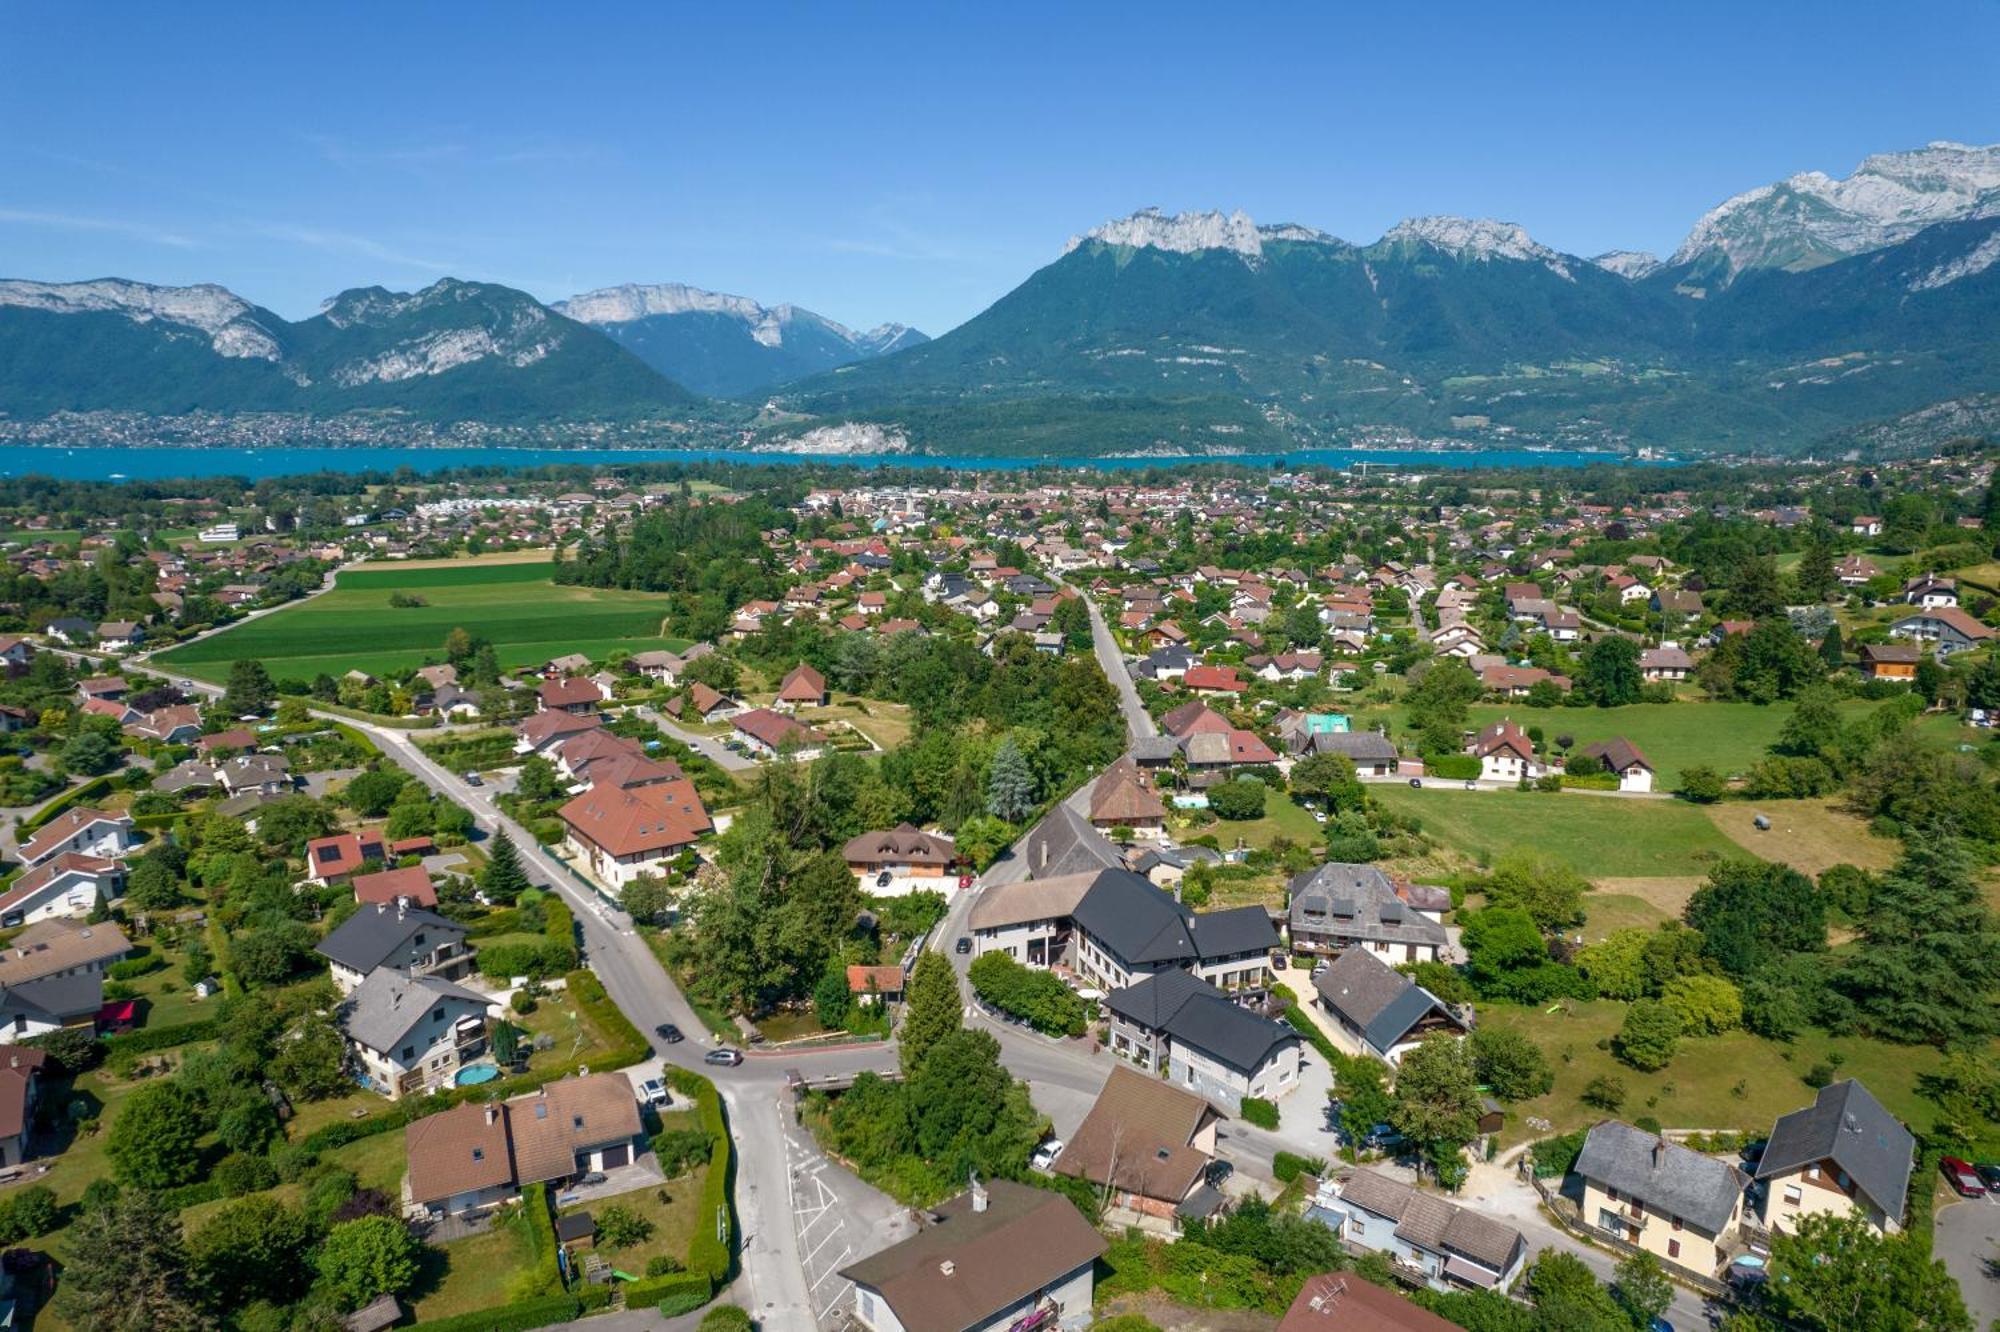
[236,222,457,274]
[0,207,200,249]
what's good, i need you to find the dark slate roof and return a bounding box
[1756,1080,1915,1220]
[1106,969,1297,1075]
[1073,870,1197,965]
[315,903,465,974]
[1312,948,1451,1057]
[1288,863,1448,950]
[1105,966,1210,1029]
[1021,803,1126,880]
[3,971,103,1022]
[1188,905,1281,958]
[1129,736,1184,764]
[1298,730,1400,761]
[1575,1120,1748,1234]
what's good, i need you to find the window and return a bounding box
[573,1115,584,1129]
[1667,1238,1681,1260]
[536,1104,548,1120]
[1671,1215,1682,1231]
[401,1046,414,1060]
[472,1148,484,1162]
[1806,1165,1820,1179]
[433,1008,444,1022]
[1783,1185,1802,1206]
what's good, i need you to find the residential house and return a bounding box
[775,662,829,710]
[1183,664,1246,697]
[1888,607,1996,657]
[1573,1120,1749,1277]
[1292,730,1400,777]
[1018,803,1129,880]
[351,865,438,909]
[845,965,905,1007]
[19,808,134,867]
[96,621,143,653]
[1054,1064,1223,1231]
[0,854,124,928]
[153,760,219,795]
[0,920,132,1043]
[1287,864,1448,964]
[216,752,292,797]
[559,780,712,888]
[1652,589,1704,620]
[1904,576,1959,609]
[1754,1079,1914,1238]
[731,707,826,759]
[1315,1169,1526,1294]
[1834,555,1881,587]
[1638,646,1692,683]
[841,1179,1107,1332]
[1103,968,1302,1104]
[843,824,958,896]
[124,704,204,744]
[1859,643,1921,680]
[514,709,602,756]
[0,1049,47,1168]
[315,902,473,995]
[304,828,389,884]
[537,676,604,715]
[1313,948,1468,1066]
[404,1072,645,1217]
[968,872,1097,968]
[1467,720,1541,783]
[1070,868,1278,993]
[1275,1273,1460,1332]
[1576,738,1656,793]
[1088,760,1168,841]
[343,970,493,1099]
[0,636,35,674]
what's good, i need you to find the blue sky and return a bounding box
[3,1,1996,336]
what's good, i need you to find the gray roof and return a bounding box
[1297,730,1399,761]
[1129,736,1183,764]
[1,971,104,1022]
[1105,968,1297,1078]
[315,903,465,974]
[1756,1080,1914,1220]
[1312,948,1454,1056]
[343,969,491,1053]
[1288,863,1448,950]
[1073,872,1278,970]
[1575,1120,1748,1234]
[1021,803,1126,880]
[1336,1168,1524,1271]
[1188,906,1281,958]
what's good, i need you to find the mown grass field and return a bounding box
[158,561,692,683]
[1370,786,1745,879]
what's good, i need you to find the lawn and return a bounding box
[1476,999,1990,1153]
[408,1204,542,1321]
[1369,786,1746,879]
[1703,798,1899,876]
[554,1171,706,1279]
[156,561,695,684]
[1186,794,1324,854]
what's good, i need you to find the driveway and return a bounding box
[630,705,758,773]
[1937,1195,2000,1329]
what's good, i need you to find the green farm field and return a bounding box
[158,561,692,683]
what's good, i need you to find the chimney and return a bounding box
[397,898,408,921]
[939,1260,955,1277]
[484,1104,498,1126]
[1653,1135,1668,1167]
[970,1174,988,1213]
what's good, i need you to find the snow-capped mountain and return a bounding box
[1669,141,2000,282]
[554,281,925,398]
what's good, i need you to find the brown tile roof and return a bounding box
[559,780,711,858]
[405,1101,515,1205]
[1277,1273,1459,1332]
[351,866,437,908]
[0,919,130,987]
[0,853,119,916]
[843,823,955,866]
[846,965,905,995]
[1054,1063,1218,1205]
[777,662,828,703]
[839,1180,1106,1332]
[0,1049,47,1142]
[505,1073,643,1185]
[19,808,130,864]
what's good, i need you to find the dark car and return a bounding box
[1407,777,1423,788]
[1942,1155,1986,1197]
[704,1047,744,1067]
[1976,1163,2000,1193]
[654,1023,684,1044]
[955,936,972,955]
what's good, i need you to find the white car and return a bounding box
[1030,1138,1066,1171]
[637,1078,669,1108]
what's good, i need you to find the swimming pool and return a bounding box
[456,1062,501,1086]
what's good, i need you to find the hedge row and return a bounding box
[282,695,438,729]
[1423,754,1481,781]
[19,774,117,832]
[520,1182,564,1294]
[1272,1150,1329,1183]
[158,1178,225,1209]
[566,968,649,1071]
[663,1065,732,1289]
[104,1017,220,1057]
[413,1293,579,1331]
[106,954,165,982]
[624,1271,713,1311]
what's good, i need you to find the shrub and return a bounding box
[1239,1096,1279,1129]
[1581,1075,1627,1112]
[662,1067,732,1285]
[1425,754,1482,780]
[595,1203,654,1250]
[1530,1129,1588,1178]
[967,951,1087,1036]
[1208,779,1268,821]
[653,1127,714,1178]
[698,1308,753,1332]
[215,1152,278,1197]
[1272,1151,1329,1183]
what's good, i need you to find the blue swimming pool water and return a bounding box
[456,1062,501,1086]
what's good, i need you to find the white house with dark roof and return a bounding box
[342,970,494,1100]
[1573,1119,1749,1277]
[1754,1079,1914,1238]
[1313,1168,1526,1294]
[1103,967,1301,1104]
[315,902,473,995]
[1069,869,1277,993]
[1312,948,1468,1066]
[1287,863,1448,964]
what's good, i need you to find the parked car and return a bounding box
[1976,1162,2000,1193]
[1030,1138,1066,1171]
[1942,1155,1986,1197]
[1407,777,1423,788]
[638,1078,669,1108]
[654,1023,684,1044]
[704,1047,745,1067]
[1270,952,1287,970]
[463,772,483,786]
[1204,1158,1234,1187]
[578,1171,607,1186]
[955,936,972,955]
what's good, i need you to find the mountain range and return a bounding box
[3,140,1998,455]
[553,283,924,398]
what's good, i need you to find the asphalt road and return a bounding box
[632,704,759,773]
[1069,582,1155,739]
[1936,1194,2000,1329]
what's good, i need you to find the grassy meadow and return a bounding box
[158,561,692,683]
